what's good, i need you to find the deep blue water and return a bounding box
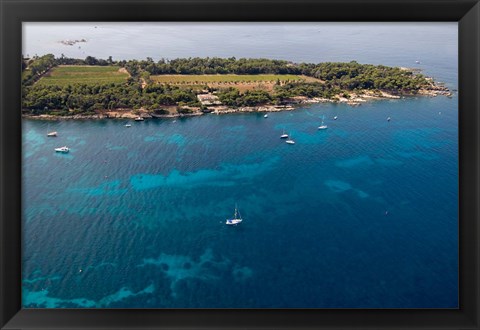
[22,23,458,308]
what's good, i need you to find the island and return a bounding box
[21,54,452,120]
[59,38,87,46]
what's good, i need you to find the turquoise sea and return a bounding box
[22,23,458,308]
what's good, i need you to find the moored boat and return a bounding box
[226,204,243,225]
[54,146,69,153]
[285,133,295,144]
[318,115,328,130]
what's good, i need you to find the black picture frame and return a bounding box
[1,0,479,329]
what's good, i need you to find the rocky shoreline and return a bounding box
[23,87,453,121]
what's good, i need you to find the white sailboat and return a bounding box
[285,133,295,144]
[318,115,328,130]
[47,124,57,137]
[280,129,289,139]
[226,204,242,225]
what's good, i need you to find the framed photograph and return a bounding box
[1,0,479,329]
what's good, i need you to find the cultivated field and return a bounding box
[36,65,129,86]
[151,74,321,92]
[151,74,305,84]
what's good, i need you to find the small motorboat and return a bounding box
[333,116,338,120]
[125,123,132,127]
[264,114,268,118]
[387,117,391,122]
[55,146,69,153]
[134,117,144,121]
[47,131,57,137]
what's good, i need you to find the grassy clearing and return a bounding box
[151,74,304,84]
[37,65,129,86]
